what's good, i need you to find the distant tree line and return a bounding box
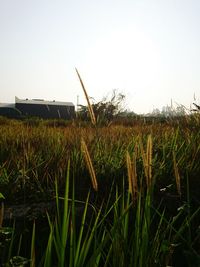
[77,91,200,125]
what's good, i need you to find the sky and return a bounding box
[0,0,200,114]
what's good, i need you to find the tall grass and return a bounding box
[36,138,199,266]
[81,138,98,191]
[75,68,96,126]
[0,115,200,265]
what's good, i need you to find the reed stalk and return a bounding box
[173,151,181,197]
[30,221,36,267]
[75,68,96,125]
[81,138,98,191]
[126,151,138,203]
[146,135,153,187]
[139,135,153,188]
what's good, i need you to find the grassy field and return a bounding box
[0,114,200,266]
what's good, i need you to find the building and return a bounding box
[0,96,75,119]
[0,103,21,118]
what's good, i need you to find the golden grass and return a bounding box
[81,138,98,191]
[75,68,96,125]
[126,151,138,203]
[139,135,153,188]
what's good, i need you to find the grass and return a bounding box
[0,114,200,266]
[75,68,96,126]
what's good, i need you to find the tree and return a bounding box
[77,90,126,124]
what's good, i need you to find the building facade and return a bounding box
[0,97,75,119]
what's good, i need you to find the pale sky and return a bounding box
[0,0,200,114]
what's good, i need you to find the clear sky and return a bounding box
[0,0,200,114]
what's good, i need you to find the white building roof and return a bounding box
[0,103,15,108]
[15,96,74,107]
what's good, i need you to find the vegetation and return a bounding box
[0,112,199,266]
[77,89,126,125]
[0,71,200,266]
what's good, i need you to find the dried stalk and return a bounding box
[126,151,138,203]
[146,135,152,187]
[81,138,98,191]
[173,152,181,197]
[75,68,96,125]
[139,135,153,188]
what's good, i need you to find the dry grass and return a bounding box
[126,151,138,203]
[173,151,181,197]
[75,68,96,125]
[81,138,98,191]
[139,135,153,188]
[146,135,153,187]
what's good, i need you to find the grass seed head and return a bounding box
[75,68,96,125]
[126,151,138,203]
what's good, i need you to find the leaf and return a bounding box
[0,193,5,200]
